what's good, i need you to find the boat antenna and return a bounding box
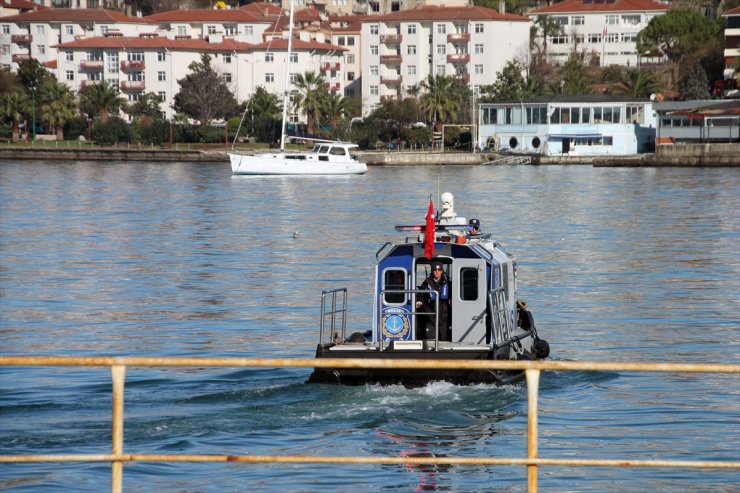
[278,0,296,153]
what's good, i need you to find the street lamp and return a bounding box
[30,84,36,141]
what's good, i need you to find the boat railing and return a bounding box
[488,287,514,348]
[379,289,439,350]
[1,356,737,493]
[319,288,348,345]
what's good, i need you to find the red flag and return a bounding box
[424,199,435,259]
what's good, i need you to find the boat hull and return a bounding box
[229,151,367,175]
[306,344,531,387]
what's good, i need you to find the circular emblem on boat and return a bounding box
[381,307,410,340]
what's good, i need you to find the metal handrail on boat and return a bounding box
[0,356,738,493]
[319,288,348,345]
[379,289,439,350]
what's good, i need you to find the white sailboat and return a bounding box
[228,1,367,176]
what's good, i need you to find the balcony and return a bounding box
[121,60,145,71]
[447,53,470,64]
[11,34,32,44]
[80,80,102,89]
[380,95,399,103]
[321,62,340,71]
[379,54,402,65]
[380,34,402,44]
[120,80,146,91]
[447,32,470,43]
[12,53,31,63]
[79,60,104,71]
[329,82,341,93]
[455,73,470,83]
[380,75,402,85]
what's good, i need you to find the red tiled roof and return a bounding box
[54,35,254,52]
[0,0,48,10]
[530,0,670,15]
[722,6,740,15]
[43,59,57,68]
[240,2,285,17]
[251,37,346,52]
[146,8,269,23]
[368,5,530,23]
[1,8,155,23]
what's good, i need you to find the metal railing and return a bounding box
[1,356,738,493]
[319,288,348,344]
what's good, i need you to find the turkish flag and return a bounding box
[424,199,435,259]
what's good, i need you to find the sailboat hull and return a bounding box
[229,148,368,175]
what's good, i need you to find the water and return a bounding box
[1,161,739,492]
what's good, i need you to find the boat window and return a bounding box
[329,146,346,156]
[311,144,321,152]
[460,267,478,301]
[382,268,407,305]
[318,145,330,153]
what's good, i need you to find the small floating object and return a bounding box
[307,192,550,387]
[293,232,299,239]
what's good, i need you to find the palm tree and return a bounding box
[247,86,282,144]
[78,81,126,122]
[40,82,78,140]
[1,91,29,143]
[292,71,328,135]
[419,74,460,124]
[321,93,358,139]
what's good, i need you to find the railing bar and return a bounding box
[4,357,737,374]
[110,365,125,493]
[1,454,737,468]
[526,369,540,493]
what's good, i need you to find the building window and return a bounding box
[65,51,73,61]
[606,15,619,25]
[223,73,232,83]
[621,33,637,43]
[553,16,568,26]
[128,52,144,61]
[370,65,378,75]
[207,25,217,35]
[35,25,45,35]
[475,23,483,33]
[474,44,483,54]
[129,71,143,82]
[347,54,354,64]
[107,51,118,72]
[588,33,602,43]
[436,65,445,75]
[370,25,379,35]
[347,72,354,81]
[437,44,445,54]
[245,26,253,36]
[158,51,166,62]
[290,52,297,63]
[157,91,166,101]
[177,26,187,36]
[158,71,166,81]
[337,36,345,46]
[572,16,584,25]
[370,45,378,55]
[370,85,378,95]
[66,70,74,81]
[290,73,297,83]
[437,24,446,34]
[266,73,274,83]
[550,35,568,45]
[265,52,273,62]
[407,65,416,75]
[128,92,142,102]
[621,15,640,26]
[223,53,231,63]
[474,64,483,74]
[407,24,416,35]
[1,25,9,35]
[65,25,74,35]
[37,45,46,55]
[407,45,416,55]
[225,25,236,36]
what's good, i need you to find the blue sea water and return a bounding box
[1,161,739,492]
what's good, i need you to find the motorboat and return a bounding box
[227,0,366,176]
[307,192,550,386]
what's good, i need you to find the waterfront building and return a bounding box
[0,0,48,17]
[528,0,670,68]
[654,100,740,144]
[478,95,657,156]
[360,5,530,116]
[722,6,740,97]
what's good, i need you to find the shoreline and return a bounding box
[1,145,738,167]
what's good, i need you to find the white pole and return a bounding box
[279,0,296,152]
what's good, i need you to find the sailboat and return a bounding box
[228,1,367,176]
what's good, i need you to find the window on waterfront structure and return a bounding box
[223,54,231,63]
[581,107,591,123]
[474,44,483,54]
[37,45,46,55]
[1,45,9,55]
[437,44,445,54]
[347,71,354,81]
[606,33,619,43]
[36,25,45,35]
[408,24,416,35]
[370,25,379,35]
[223,73,232,83]
[436,65,445,75]
[89,72,102,81]
[157,91,165,101]
[475,23,484,33]
[621,15,640,26]
[265,52,273,62]
[474,64,483,75]
[338,36,345,46]
[88,51,102,61]
[158,51,166,62]
[128,52,144,61]
[570,107,581,124]
[437,24,446,34]
[207,25,217,35]
[1,25,8,34]
[65,25,74,35]
[347,54,354,64]
[626,105,643,123]
[407,45,416,55]
[407,65,416,75]
[526,106,547,124]
[66,70,74,81]
[621,33,637,43]
[370,65,378,75]
[370,85,378,95]
[572,16,584,25]
[108,78,118,90]
[550,35,568,45]
[158,71,166,81]
[128,92,142,102]
[265,73,274,83]
[290,52,297,63]
[290,73,298,84]
[129,71,143,82]
[553,16,568,26]
[65,51,73,61]
[606,15,619,25]
[588,33,602,43]
[382,268,407,305]
[370,45,378,55]
[177,26,187,36]
[245,26,254,36]
[225,25,236,36]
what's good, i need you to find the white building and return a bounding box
[529,0,670,68]
[722,6,740,96]
[360,5,531,115]
[478,95,657,156]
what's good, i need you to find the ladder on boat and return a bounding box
[482,155,532,166]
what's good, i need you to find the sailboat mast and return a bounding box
[279,0,296,152]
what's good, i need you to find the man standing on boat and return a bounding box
[415,261,451,341]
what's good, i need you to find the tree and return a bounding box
[39,82,78,140]
[321,93,358,140]
[636,8,720,89]
[1,91,29,143]
[129,92,164,120]
[678,62,710,100]
[246,86,282,144]
[0,67,18,96]
[561,56,592,94]
[292,71,328,136]
[78,81,126,122]
[173,53,238,126]
[480,60,539,102]
[617,69,662,98]
[418,74,460,124]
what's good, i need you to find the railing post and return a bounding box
[526,368,540,493]
[111,365,126,493]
